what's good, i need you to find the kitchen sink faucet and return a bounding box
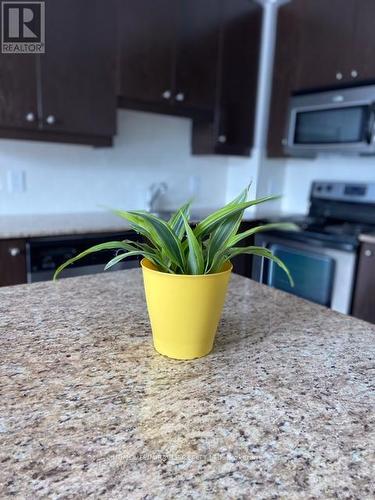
[146,182,168,213]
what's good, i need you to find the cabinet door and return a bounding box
[293,0,356,91]
[192,0,262,156]
[117,0,177,106]
[351,1,375,82]
[174,0,221,113]
[0,55,38,130]
[352,242,375,324]
[218,0,262,152]
[40,0,116,137]
[267,0,357,157]
[267,2,299,157]
[0,239,27,287]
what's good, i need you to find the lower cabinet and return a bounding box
[0,240,27,287]
[352,241,375,324]
[230,221,259,278]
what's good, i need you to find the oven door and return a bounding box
[252,234,357,314]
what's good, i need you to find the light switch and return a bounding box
[189,175,200,197]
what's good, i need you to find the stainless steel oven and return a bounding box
[252,233,357,314]
[252,181,375,315]
[285,84,375,156]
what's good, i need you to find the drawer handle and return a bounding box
[364,249,373,257]
[162,90,172,100]
[25,112,36,123]
[175,92,185,102]
[46,115,56,125]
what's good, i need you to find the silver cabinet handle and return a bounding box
[175,92,185,102]
[9,247,20,257]
[218,135,227,144]
[162,90,172,100]
[336,72,343,80]
[46,115,56,125]
[351,69,358,78]
[25,112,35,123]
[364,249,373,257]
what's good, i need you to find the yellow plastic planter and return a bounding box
[141,258,232,360]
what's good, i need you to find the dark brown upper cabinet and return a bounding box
[40,0,116,139]
[268,0,375,158]
[0,55,38,130]
[116,0,177,109]
[192,0,262,156]
[293,0,357,91]
[117,0,221,118]
[174,0,221,115]
[351,1,375,82]
[0,0,117,146]
[117,0,262,156]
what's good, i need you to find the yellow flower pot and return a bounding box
[141,258,232,360]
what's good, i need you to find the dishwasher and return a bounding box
[26,232,140,283]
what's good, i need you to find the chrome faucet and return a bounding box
[146,182,168,213]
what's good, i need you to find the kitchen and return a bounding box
[1,0,374,498]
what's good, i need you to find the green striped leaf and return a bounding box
[53,241,134,280]
[228,246,294,287]
[182,213,204,275]
[205,183,250,268]
[227,183,251,205]
[168,201,191,240]
[228,222,298,247]
[205,213,243,271]
[194,195,280,239]
[104,250,144,270]
[112,210,185,271]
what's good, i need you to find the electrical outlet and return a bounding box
[7,170,26,193]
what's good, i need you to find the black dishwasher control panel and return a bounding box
[27,231,140,274]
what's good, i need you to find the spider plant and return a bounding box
[53,186,295,284]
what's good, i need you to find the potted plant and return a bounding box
[54,187,294,360]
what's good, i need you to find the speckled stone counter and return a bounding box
[0,210,243,240]
[0,271,374,499]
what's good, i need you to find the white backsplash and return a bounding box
[282,155,375,214]
[0,110,230,215]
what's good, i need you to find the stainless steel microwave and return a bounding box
[284,84,375,156]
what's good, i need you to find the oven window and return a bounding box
[294,105,368,144]
[267,244,335,307]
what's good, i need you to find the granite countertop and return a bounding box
[360,233,375,245]
[1,271,374,498]
[0,210,284,240]
[0,213,132,239]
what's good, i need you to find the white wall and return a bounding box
[282,156,375,214]
[0,110,230,215]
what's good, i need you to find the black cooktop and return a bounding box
[267,216,373,252]
[265,181,375,252]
